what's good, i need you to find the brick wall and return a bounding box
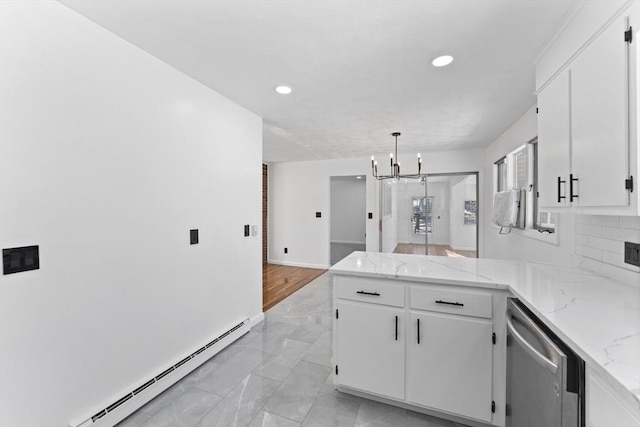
[263,163,268,264]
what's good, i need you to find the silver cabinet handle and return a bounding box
[506,316,558,374]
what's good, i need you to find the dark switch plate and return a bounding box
[368,212,373,219]
[624,241,640,267]
[190,229,199,245]
[316,212,322,218]
[3,245,39,275]
[244,225,250,237]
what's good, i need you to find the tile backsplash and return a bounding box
[575,215,640,286]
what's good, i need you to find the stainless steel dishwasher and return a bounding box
[506,298,584,427]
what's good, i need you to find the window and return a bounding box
[514,148,527,190]
[494,138,556,233]
[411,196,434,234]
[495,157,507,192]
[381,181,392,218]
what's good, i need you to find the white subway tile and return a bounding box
[575,223,602,237]
[574,215,591,225]
[575,233,589,246]
[587,236,624,254]
[589,215,620,227]
[602,250,640,273]
[601,226,640,242]
[576,256,640,287]
[618,216,640,230]
[575,244,602,261]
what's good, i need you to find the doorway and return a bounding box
[382,172,478,258]
[330,175,367,265]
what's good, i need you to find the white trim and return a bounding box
[267,259,330,270]
[330,240,366,245]
[449,246,477,252]
[490,224,559,245]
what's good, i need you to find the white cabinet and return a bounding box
[334,276,406,400]
[586,366,640,427]
[333,276,506,426]
[571,12,631,207]
[537,69,571,208]
[336,300,405,400]
[537,3,637,212]
[408,311,493,422]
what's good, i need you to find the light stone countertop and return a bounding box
[329,251,640,414]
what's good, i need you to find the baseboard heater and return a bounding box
[70,318,250,427]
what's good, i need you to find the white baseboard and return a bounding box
[330,240,366,245]
[267,259,329,270]
[250,312,265,327]
[450,246,476,252]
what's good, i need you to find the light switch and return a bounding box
[3,245,39,274]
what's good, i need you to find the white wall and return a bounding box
[381,181,399,253]
[269,157,378,268]
[269,150,484,267]
[429,181,452,245]
[0,2,262,426]
[450,175,477,251]
[330,177,366,244]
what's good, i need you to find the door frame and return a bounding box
[378,171,479,257]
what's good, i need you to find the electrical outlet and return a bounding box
[284,247,288,254]
[190,229,199,245]
[624,242,640,267]
[244,225,250,237]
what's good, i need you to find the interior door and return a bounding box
[409,196,432,244]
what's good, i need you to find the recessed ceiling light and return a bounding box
[356,176,362,179]
[431,55,454,67]
[275,85,292,95]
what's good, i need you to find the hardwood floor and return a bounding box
[393,243,477,258]
[262,263,327,311]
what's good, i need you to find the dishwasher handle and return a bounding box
[507,315,558,375]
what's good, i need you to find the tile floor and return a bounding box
[330,243,366,266]
[117,273,470,427]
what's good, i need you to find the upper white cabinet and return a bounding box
[536,1,638,213]
[538,69,571,208]
[571,12,631,207]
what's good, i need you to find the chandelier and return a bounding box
[371,132,423,180]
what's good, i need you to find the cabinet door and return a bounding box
[586,367,640,427]
[408,311,493,422]
[336,300,405,400]
[571,12,631,207]
[538,69,571,208]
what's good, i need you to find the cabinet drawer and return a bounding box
[410,286,492,319]
[335,276,405,307]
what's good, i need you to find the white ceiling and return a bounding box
[60,0,578,163]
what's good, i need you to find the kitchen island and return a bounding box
[329,252,640,427]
